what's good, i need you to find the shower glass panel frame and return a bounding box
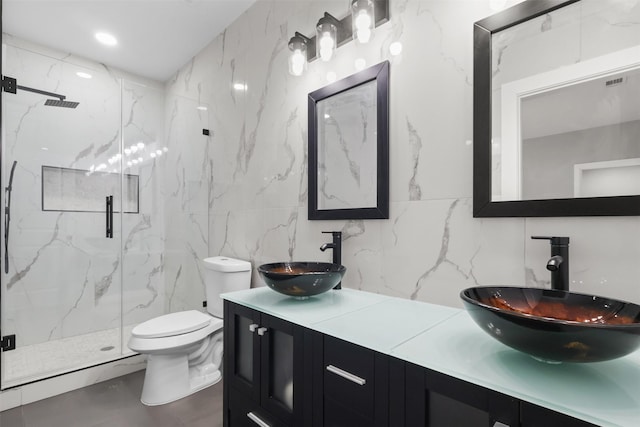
[0,43,129,390]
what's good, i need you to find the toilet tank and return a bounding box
[202,256,251,317]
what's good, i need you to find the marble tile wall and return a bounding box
[163,0,640,308]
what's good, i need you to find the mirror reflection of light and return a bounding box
[124,148,131,156]
[163,147,168,152]
[76,71,92,79]
[150,152,156,158]
[130,145,138,154]
[324,113,331,119]
[354,58,366,71]
[233,82,248,91]
[326,71,337,83]
[197,106,208,111]
[137,142,145,149]
[132,159,138,165]
[389,41,403,56]
[137,157,143,162]
[127,161,132,167]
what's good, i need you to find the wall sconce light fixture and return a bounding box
[288,32,312,76]
[288,0,389,76]
[316,14,339,62]
[352,0,375,44]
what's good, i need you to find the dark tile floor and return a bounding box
[0,370,223,427]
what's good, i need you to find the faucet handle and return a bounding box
[531,236,569,245]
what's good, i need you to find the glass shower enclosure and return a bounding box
[1,40,166,389]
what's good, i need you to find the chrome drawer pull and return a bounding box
[249,323,259,332]
[247,412,271,427]
[257,327,268,336]
[326,364,366,386]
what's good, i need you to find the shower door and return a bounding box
[0,45,126,388]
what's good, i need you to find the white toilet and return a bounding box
[128,256,251,406]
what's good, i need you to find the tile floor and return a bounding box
[0,370,223,427]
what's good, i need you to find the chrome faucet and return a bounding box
[320,231,342,289]
[531,236,570,291]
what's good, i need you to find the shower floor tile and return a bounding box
[2,325,137,388]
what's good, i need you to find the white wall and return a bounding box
[164,0,640,308]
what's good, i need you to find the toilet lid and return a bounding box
[132,310,212,338]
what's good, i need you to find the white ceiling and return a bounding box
[3,0,257,82]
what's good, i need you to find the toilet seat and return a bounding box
[128,312,223,354]
[132,310,213,338]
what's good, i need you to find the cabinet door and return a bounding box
[226,302,261,401]
[406,362,519,427]
[259,313,305,426]
[520,402,599,427]
[318,335,389,427]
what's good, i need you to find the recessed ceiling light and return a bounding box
[95,32,118,47]
[76,71,92,79]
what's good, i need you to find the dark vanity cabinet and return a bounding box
[224,301,604,427]
[402,362,599,427]
[224,302,311,427]
[312,335,391,427]
[404,362,519,427]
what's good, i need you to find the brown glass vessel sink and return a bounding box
[258,262,346,299]
[461,286,640,363]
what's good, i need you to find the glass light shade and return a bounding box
[288,36,308,76]
[316,18,337,62]
[351,0,375,44]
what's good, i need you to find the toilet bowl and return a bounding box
[128,256,251,406]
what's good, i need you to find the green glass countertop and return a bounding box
[222,287,640,426]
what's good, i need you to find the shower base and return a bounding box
[2,324,137,389]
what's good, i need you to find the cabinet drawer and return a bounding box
[323,335,375,417]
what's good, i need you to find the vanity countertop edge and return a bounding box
[221,287,640,427]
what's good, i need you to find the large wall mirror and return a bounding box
[308,61,389,220]
[474,0,640,217]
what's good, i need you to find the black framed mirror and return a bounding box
[308,60,389,220]
[474,0,640,217]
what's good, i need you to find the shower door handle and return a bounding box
[105,195,113,238]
